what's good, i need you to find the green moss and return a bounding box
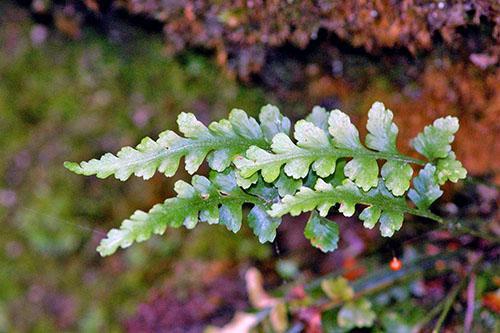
[0,11,269,331]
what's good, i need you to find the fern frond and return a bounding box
[235,102,422,195]
[66,100,467,256]
[65,105,290,181]
[96,171,280,256]
[269,178,440,237]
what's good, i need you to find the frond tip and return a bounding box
[65,105,291,181]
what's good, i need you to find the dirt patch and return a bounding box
[124,261,249,333]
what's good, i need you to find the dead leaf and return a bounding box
[205,310,267,333]
[245,267,288,332]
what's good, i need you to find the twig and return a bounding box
[417,296,447,330]
[305,251,461,294]
[444,220,500,244]
[432,277,466,333]
[303,251,463,312]
[464,273,476,333]
[431,257,482,333]
[285,322,304,333]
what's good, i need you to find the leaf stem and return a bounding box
[341,149,425,165]
[405,207,443,223]
[245,147,426,174]
[443,219,500,244]
[218,191,267,207]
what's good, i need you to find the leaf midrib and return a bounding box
[106,135,269,172]
[271,187,438,221]
[245,146,423,171]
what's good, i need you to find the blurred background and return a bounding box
[0,1,498,332]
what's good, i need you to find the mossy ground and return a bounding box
[0,5,269,331]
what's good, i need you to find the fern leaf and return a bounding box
[235,120,336,182]
[97,171,279,256]
[275,170,302,196]
[357,183,405,237]
[304,212,339,252]
[236,102,421,194]
[258,104,291,141]
[66,106,291,181]
[305,106,329,132]
[248,205,281,243]
[408,164,443,210]
[66,101,466,256]
[64,136,175,181]
[337,298,376,329]
[435,152,467,185]
[411,116,466,186]
[269,178,436,237]
[365,102,413,195]
[411,116,459,160]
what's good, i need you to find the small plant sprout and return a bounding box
[65,102,467,256]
